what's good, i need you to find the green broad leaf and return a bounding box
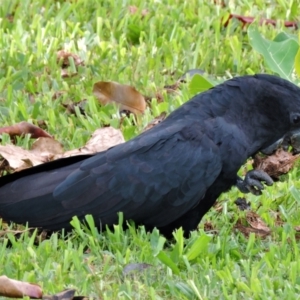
[294,48,300,78]
[248,25,299,80]
[157,251,180,275]
[186,234,211,261]
[189,74,214,95]
[273,32,298,43]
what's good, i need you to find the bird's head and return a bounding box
[253,74,300,155]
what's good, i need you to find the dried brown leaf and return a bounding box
[0,121,52,139]
[235,211,271,238]
[0,127,124,174]
[93,81,146,115]
[0,138,63,171]
[203,221,218,234]
[0,158,10,176]
[270,210,284,227]
[0,144,48,170]
[0,275,42,298]
[223,14,298,29]
[253,149,299,179]
[246,211,271,233]
[31,138,64,156]
[213,202,223,213]
[62,127,125,157]
[57,50,83,78]
[235,222,270,238]
[56,50,84,68]
[0,228,33,238]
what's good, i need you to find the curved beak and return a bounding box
[260,139,283,155]
[260,130,300,155]
[290,131,300,154]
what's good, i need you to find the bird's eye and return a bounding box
[290,113,300,125]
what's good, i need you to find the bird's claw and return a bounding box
[236,170,273,196]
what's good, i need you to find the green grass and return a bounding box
[1,0,300,299]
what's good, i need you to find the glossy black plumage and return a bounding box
[1,74,300,237]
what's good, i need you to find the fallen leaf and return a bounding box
[0,137,63,172]
[56,50,84,68]
[142,112,167,132]
[0,127,124,174]
[271,210,284,227]
[0,158,9,176]
[63,127,125,157]
[0,228,33,238]
[224,14,298,29]
[235,222,270,238]
[93,81,146,115]
[31,138,64,156]
[203,221,218,234]
[0,121,52,139]
[213,202,223,213]
[0,275,42,298]
[235,211,271,238]
[253,149,299,179]
[57,50,84,78]
[246,211,271,232]
[0,144,49,170]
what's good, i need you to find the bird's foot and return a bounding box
[236,170,273,196]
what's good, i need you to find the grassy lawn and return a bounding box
[1,0,300,299]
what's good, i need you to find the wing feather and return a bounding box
[0,124,222,230]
